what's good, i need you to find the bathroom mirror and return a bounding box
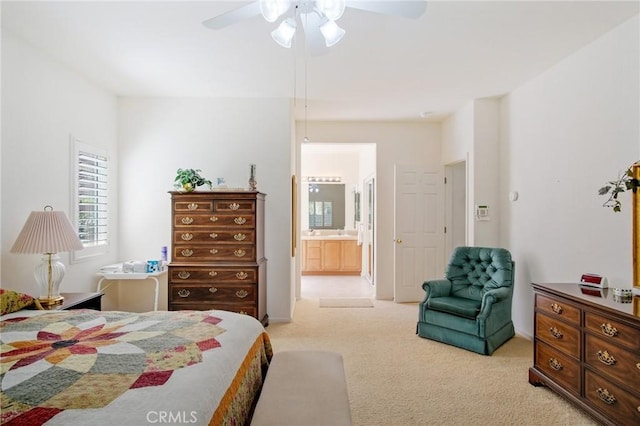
[308,184,345,229]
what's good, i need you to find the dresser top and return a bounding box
[531,282,639,323]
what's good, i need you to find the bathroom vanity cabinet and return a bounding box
[302,238,362,275]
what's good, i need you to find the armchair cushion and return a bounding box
[426,296,480,319]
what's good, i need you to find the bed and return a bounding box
[0,303,272,426]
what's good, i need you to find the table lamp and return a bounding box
[10,205,84,308]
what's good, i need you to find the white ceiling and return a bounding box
[2,1,638,122]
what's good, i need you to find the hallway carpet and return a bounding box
[265,297,596,426]
[319,297,374,308]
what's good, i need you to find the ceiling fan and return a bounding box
[203,0,427,54]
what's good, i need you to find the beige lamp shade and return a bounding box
[11,206,83,254]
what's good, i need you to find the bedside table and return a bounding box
[55,292,104,311]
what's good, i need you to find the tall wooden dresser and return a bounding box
[529,282,639,425]
[168,191,268,326]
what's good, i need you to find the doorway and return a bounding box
[445,161,467,255]
[299,143,376,299]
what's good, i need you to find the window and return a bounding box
[309,201,333,228]
[71,136,109,261]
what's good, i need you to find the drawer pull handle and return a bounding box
[234,233,247,241]
[209,271,218,277]
[209,249,219,255]
[209,287,218,294]
[181,233,193,241]
[239,311,248,315]
[550,303,563,314]
[600,323,618,337]
[181,249,194,257]
[597,350,616,366]
[209,233,218,239]
[177,271,191,280]
[234,217,247,225]
[178,289,190,298]
[549,327,563,339]
[236,272,248,280]
[234,249,246,257]
[210,216,218,222]
[637,362,640,371]
[229,203,240,210]
[181,217,194,225]
[187,203,198,210]
[596,388,616,405]
[548,358,563,371]
[236,290,249,298]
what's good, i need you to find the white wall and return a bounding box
[500,15,639,337]
[298,121,441,300]
[473,99,501,247]
[117,97,294,321]
[1,30,119,296]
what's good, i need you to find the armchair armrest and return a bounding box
[421,279,452,298]
[478,287,512,319]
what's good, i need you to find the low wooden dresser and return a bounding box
[529,282,639,425]
[168,191,268,326]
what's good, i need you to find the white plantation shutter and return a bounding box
[71,137,109,261]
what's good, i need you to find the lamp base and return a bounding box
[38,295,65,309]
[34,253,66,306]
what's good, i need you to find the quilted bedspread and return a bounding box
[0,309,272,425]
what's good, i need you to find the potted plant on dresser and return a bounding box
[174,168,212,192]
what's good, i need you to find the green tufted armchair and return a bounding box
[417,246,515,355]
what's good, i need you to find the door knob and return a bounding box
[395,239,402,244]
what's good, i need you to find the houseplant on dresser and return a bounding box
[174,168,212,192]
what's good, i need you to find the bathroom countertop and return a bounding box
[301,234,357,240]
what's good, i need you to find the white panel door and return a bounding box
[394,164,445,302]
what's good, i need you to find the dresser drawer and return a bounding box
[169,283,256,304]
[174,200,214,212]
[173,245,255,262]
[535,294,580,326]
[534,340,581,395]
[168,303,257,317]
[170,266,256,283]
[535,312,581,358]
[584,369,640,425]
[174,214,255,228]
[585,334,640,393]
[213,199,255,213]
[174,229,255,245]
[585,311,640,352]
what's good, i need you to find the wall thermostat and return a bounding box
[475,205,490,221]
[580,273,608,289]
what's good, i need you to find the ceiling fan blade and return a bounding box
[345,0,427,19]
[202,1,262,30]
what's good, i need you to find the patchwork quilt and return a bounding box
[0,309,272,425]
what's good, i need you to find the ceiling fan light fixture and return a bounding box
[260,0,292,23]
[316,0,346,21]
[271,18,297,48]
[319,19,345,47]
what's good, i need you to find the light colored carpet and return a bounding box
[266,297,597,426]
[319,297,374,308]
